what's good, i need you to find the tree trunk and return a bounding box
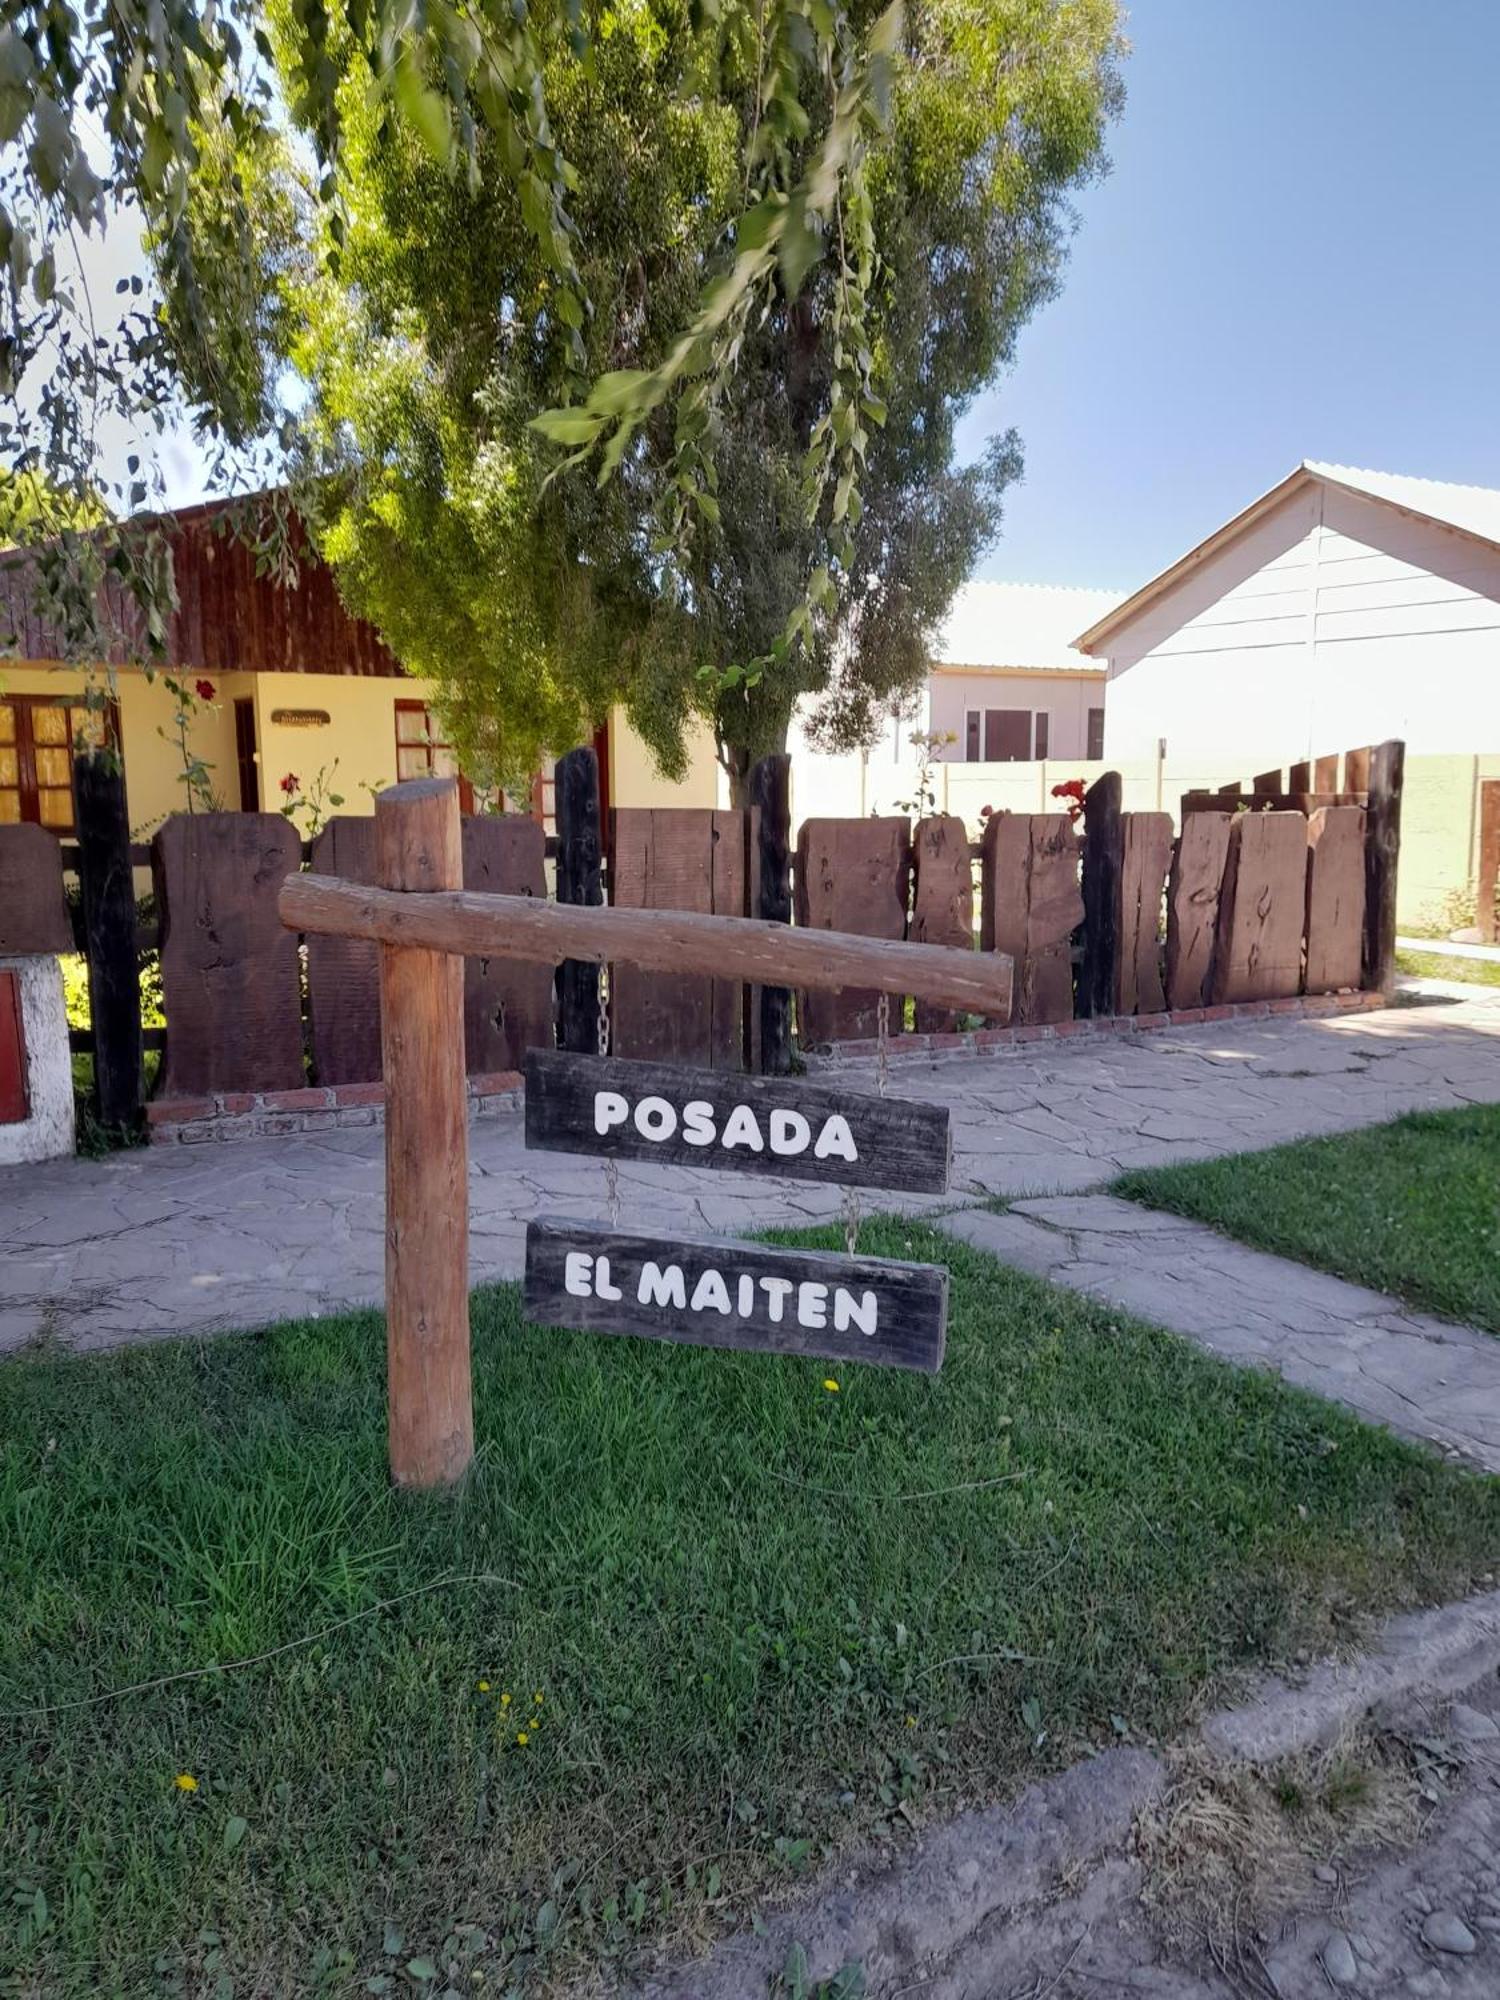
[720,690,793,809]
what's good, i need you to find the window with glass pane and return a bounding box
[0,696,105,832]
[0,704,17,825]
[393,700,473,808]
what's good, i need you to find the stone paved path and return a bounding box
[3,989,1500,1378]
[940,1198,1500,1472]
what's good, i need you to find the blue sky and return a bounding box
[960,0,1500,592]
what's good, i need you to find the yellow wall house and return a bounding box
[0,498,718,842]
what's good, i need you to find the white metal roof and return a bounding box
[934,580,1121,674]
[1302,461,1500,546]
[1075,461,1500,654]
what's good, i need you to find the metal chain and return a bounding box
[843,988,891,1254]
[842,1184,861,1257]
[597,967,620,1226]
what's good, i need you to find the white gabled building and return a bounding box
[930,580,1121,763]
[1074,462,1500,765]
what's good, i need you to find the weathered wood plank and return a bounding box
[1343,746,1372,792]
[555,746,603,1053]
[611,807,748,1069]
[1024,816,1081,1024]
[155,812,304,1096]
[307,816,381,1085]
[749,754,793,1074]
[524,1220,946,1374]
[524,1049,951,1194]
[910,814,974,1033]
[1313,754,1339,792]
[280,873,1016,1019]
[1304,805,1365,993]
[1116,811,1172,1015]
[1165,810,1233,1010]
[1288,760,1311,792]
[462,815,554,1069]
[1362,739,1404,992]
[0,822,72,956]
[1209,811,1308,1003]
[1252,768,1283,794]
[794,817,912,1043]
[1078,774,1122,1017]
[377,778,472,1490]
[1183,790,1358,815]
[72,754,144,1128]
[979,814,1078,1026]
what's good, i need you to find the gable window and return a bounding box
[962,708,1047,763]
[0,697,109,832]
[394,699,474,812]
[1087,706,1105,760]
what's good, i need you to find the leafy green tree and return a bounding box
[260,0,1121,794]
[0,0,909,689]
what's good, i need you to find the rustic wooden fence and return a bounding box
[2,736,1403,1130]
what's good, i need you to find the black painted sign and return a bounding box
[523,1050,951,1195]
[524,1220,947,1373]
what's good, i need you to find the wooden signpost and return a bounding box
[280,778,1011,1488]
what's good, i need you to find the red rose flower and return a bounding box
[280,772,299,795]
[1050,777,1086,823]
[194,678,216,702]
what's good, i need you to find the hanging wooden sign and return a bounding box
[524,1220,947,1373]
[523,1049,951,1194]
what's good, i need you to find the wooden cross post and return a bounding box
[376,778,473,1489]
[283,779,1015,1493]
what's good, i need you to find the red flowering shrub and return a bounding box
[280,772,299,795]
[194,678,216,702]
[1050,778,1086,823]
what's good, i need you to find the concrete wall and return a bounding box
[0,956,73,1165]
[607,710,721,810]
[1102,482,1500,765]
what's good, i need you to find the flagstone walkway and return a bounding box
[940,1197,1500,1471]
[4,988,1500,1465]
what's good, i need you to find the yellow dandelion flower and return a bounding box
[174,1773,199,1792]
[477,1680,491,1693]
[905,1716,916,1728]
[516,1731,529,1747]
[500,1692,511,1707]
[533,1692,543,1705]
[823,1379,840,1393]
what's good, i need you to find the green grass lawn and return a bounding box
[1116,1105,1500,1335]
[1395,947,1500,988]
[4,1220,1499,1996]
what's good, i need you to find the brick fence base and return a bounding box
[145,989,1388,1142]
[146,1071,523,1144]
[802,987,1387,1069]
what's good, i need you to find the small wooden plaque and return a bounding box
[523,1049,951,1194]
[524,1220,947,1373]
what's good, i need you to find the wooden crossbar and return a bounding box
[280,873,1015,1019]
[277,776,1011,1491]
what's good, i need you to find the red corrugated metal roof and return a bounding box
[0,492,406,677]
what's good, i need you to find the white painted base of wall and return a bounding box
[0,956,75,1167]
